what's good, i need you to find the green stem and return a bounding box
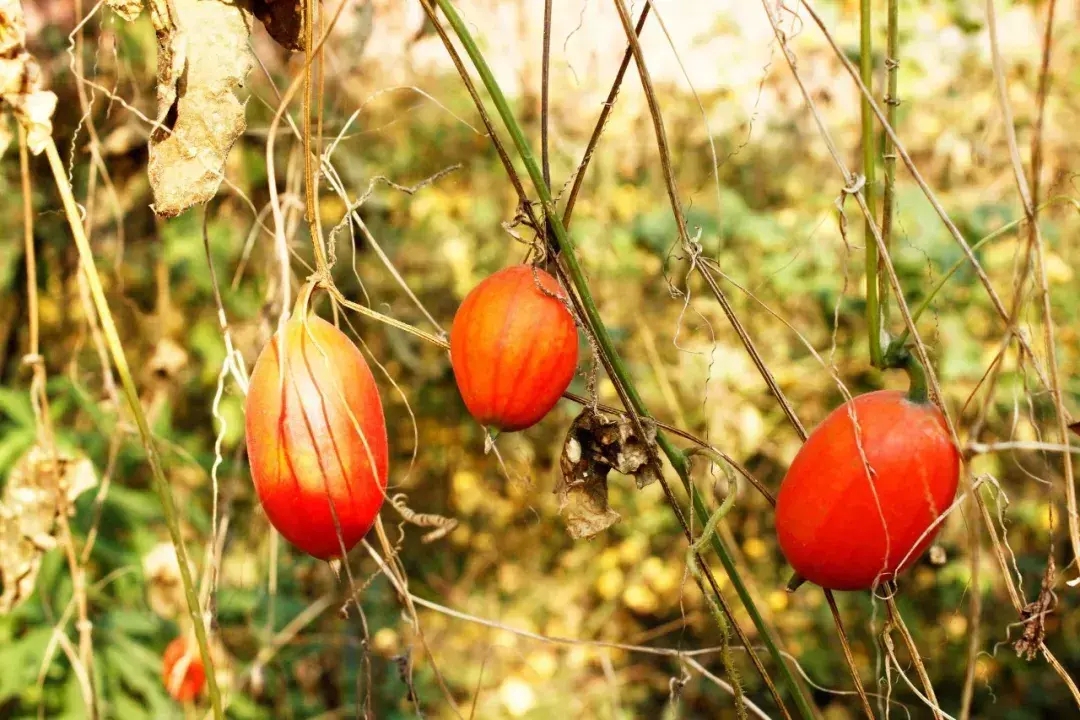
[685,448,745,719]
[431,2,816,717]
[861,0,882,368]
[881,0,899,325]
[901,352,930,404]
[886,195,1075,354]
[43,139,223,718]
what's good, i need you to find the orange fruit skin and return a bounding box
[450,265,579,432]
[774,390,960,591]
[244,315,389,560]
[162,637,205,703]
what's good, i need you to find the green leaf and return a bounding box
[0,626,55,702]
[0,386,34,427]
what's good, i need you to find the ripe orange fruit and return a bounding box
[245,314,389,560]
[450,265,579,432]
[162,637,205,702]
[775,390,959,591]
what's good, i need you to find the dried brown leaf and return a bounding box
[142,541,196,619]
[252,0,305,52]
[0,445,97,614]
[107,0,143,22]
[147,0,253,217]
[0,0,58,154]
[555,408,660,539]
[1015,557,1056,661]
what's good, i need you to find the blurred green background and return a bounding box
[1,0,1078,718]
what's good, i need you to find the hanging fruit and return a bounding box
[450,264,579,432]
[162,636,206,702]
[775,362,959,591]
[245,309,389,560]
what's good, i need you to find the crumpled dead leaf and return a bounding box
[555,408,660,539]
[0,445,97,614]
[252,0,305,52]
[147,0,253,217]
[1015,556,1056,660]
[107,0,143,22]
[143,541,197,619]
[0,0,58,155]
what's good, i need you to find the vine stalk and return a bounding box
[430,0,817,716]
[860,0,883,367]
[42,137,224,719]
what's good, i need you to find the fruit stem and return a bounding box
[292,280,318,321]
[888,345,930,405]
[786,573,808,593]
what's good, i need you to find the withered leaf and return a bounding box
[252,0,305,52]
[107,0,144,22]
[555,408,660,539]
[0,445,97,614]
[147,0,253,217]
[1015,557,1056,661]
[0,0,58,155]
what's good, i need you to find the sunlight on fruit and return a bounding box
[498,678,537,717]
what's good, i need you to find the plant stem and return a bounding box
[431,2,816,716]
[900,351,930,405]
[42,138,223,719]
[861,0,882,368]
[880,0,899,325]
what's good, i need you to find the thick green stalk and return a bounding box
[43,139,224,719]
[431,2,816,717]
[880,0,899,326]
[861,0,882,367]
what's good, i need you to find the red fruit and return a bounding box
[775,390,960,591]
[450,265,579,432]
[162,637,205,702]
[244,314,389,560]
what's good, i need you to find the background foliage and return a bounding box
[1,0,1078,717]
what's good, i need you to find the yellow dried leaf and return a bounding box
[0,445,97,614]
[0,0,58,154]
[107,0,143,21]
[147,0,254,217]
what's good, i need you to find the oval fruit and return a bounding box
[162,636,205,702]
[450,265,579,432]
[245,314,389,560]
[774,389,959,591]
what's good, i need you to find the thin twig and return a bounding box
[983,0,1076,580]
[41,137,223,718]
